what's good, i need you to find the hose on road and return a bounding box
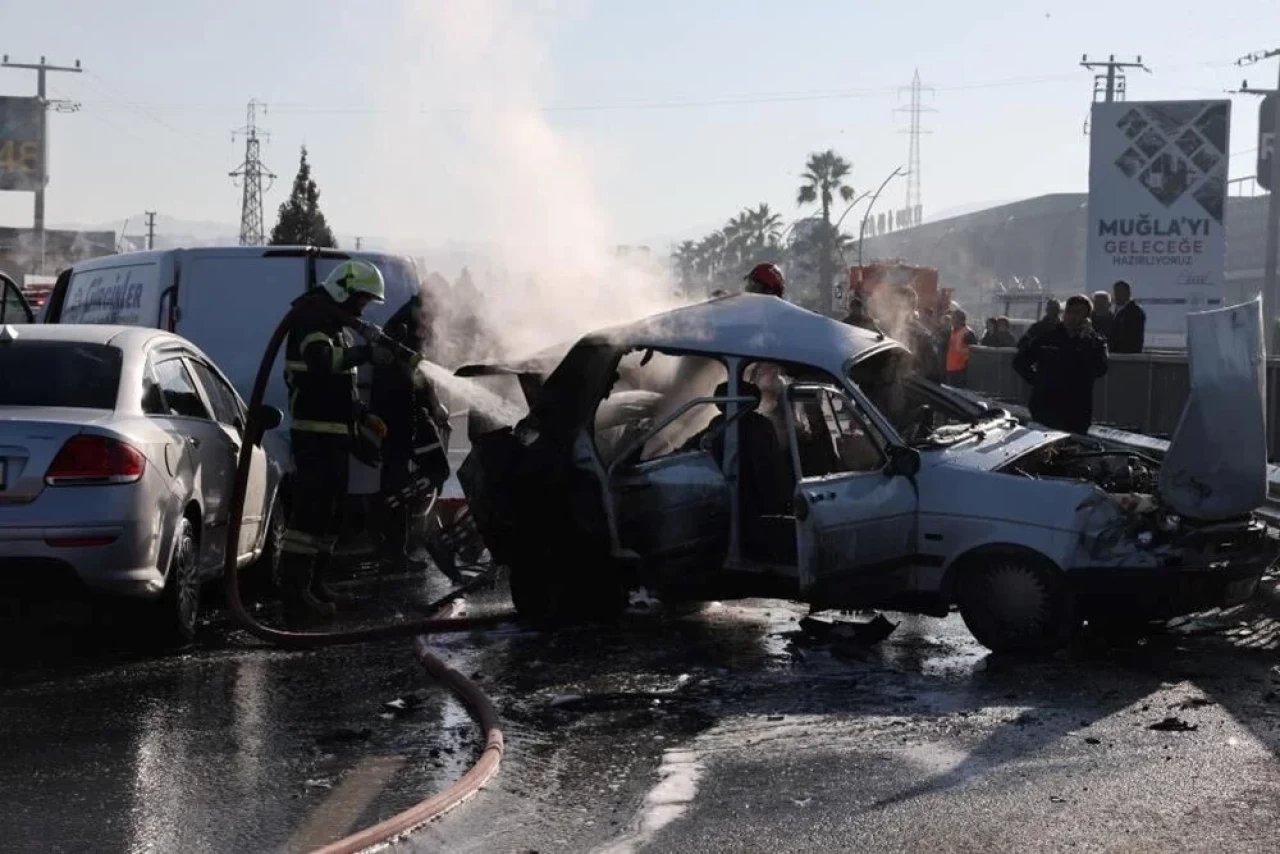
[219,286,510,851]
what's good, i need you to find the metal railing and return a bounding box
[966,345,1280,459]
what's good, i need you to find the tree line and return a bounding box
[673,149,860,311]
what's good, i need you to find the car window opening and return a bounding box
[0,342,122,409]
[593,349,728,468]
[849,348,995,447]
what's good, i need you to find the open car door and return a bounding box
[0,274,34,325]
[785,383,919,608]
[604,393,756,579]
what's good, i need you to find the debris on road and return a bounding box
[549,694,585,708]
[1148,716,1199,732]
[1176,697,1214,710]
[795,614,900,648]
[383,689,430,717]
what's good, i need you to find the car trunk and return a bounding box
[0,410,114,503]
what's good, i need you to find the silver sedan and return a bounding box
[0,323,281,643]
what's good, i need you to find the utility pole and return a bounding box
[1,55,82,273]
[1237,48,1280,352]
[229,99,274,246]
[895,69,934,227]
[144,211,157,250]
[1080,54,1150,103]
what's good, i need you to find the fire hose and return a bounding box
[220,296,510,852]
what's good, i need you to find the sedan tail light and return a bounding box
[45,435,146,486]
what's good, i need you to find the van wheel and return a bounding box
[155,517,201,646]
[957,550,1076,655]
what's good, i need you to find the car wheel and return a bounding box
[245,498,286,598]
[156,517,201,645]
[510,545,626,624]
[957,550,1076,655]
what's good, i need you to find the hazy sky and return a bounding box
[0,0,1273,248]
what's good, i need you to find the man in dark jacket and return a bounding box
[1013,294,1109,434]
[1019,299,1061,348]
[1091,291,1115,341]
[372,292,452,577]
[1108,280,1146,353]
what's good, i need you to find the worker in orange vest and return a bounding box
[944,309,979,387]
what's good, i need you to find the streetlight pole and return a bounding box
[833,190,873,232]
[857,167,907,267]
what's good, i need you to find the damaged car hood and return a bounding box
[1158,298,1268,521]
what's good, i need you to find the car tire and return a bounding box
[510,546,626,625]
[957,550,1076,655]
[246,498,286,596]
[155,517,201,646]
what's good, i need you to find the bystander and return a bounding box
[1012,294,1109,434]
[1109,280,1145,353]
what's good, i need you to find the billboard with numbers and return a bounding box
[1087,99,1230,349]
[0,96,46,192]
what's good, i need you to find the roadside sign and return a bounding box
[1260,94,1276,192]
[0,96,46,193]
[1086,100,1231,348]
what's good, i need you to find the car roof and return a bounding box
[2,323,191,351]
[588,293,905,369]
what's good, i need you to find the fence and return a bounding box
[966,346,1280,460]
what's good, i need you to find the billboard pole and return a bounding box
[1237,49,1280,352]
[1,55,82,274]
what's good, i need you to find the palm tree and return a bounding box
[744,203,783,256]
[797,150,855,313]
[673,240,699,291]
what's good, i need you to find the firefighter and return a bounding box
[743,263,786,298]
[278,260,400,624]
[372,292,454,578]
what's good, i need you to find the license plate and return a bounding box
[1225,577,1258,606]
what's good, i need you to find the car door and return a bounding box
[184,356,272,562]
[785,384,918,606]
[150,354,234,573]
[0,275,33,324]
[605,394,743,579]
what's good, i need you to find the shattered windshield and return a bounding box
[849,348,998,446]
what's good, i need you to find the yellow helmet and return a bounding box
[321,260,386,304]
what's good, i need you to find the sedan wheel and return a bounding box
[156,517,201,645]
[957,552,1076,655]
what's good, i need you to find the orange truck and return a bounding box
[847,261,952,317]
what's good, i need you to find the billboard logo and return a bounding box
[1112,102,1228,222]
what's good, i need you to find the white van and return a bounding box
[43,246,425,500]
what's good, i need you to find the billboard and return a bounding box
[0,96,46,192]
[1087,99,1230,348]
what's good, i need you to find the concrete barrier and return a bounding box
[966,346,1280,459]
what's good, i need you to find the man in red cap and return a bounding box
[744,263,786,298]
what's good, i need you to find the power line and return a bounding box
[895,69,935,228]
[1080,54,1152,103]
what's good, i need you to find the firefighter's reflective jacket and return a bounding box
[283,292,369,438]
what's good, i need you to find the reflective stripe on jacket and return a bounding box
[283,293,367,436]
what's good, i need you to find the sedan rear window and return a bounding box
[0,342,122,409]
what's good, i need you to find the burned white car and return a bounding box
[458,295,1276,653]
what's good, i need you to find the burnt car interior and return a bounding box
[593,348,908,578]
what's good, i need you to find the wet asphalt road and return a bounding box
[4,569,1280,853]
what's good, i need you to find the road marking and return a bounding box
[287,755,407,852]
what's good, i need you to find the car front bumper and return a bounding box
[1070,521,1278,619]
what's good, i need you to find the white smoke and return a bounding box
[368,0,688,362]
